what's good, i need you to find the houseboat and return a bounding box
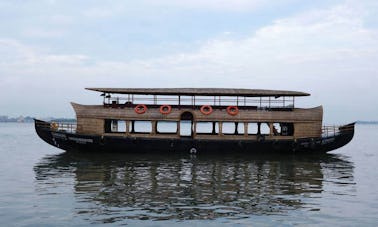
[35,88,355,153]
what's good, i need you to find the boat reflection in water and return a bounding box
[34,152,354,222]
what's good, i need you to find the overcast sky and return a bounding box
[0,0,377,123]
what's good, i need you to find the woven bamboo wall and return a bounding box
[77,118,104,135]
[72,103,323,138]
[294,122,322,138]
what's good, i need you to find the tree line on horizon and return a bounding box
[0,115,76,123]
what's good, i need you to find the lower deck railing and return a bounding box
[322,125,340,137]
[37,121,77,133]
[55,122,77,133]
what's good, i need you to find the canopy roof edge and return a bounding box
[86,88,310,97]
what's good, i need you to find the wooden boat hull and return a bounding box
[34,119,354,153]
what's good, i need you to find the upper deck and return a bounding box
[87,88,310,110]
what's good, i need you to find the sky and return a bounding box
[0,0,377,123]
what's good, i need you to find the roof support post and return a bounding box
[259,97,262,108]
[193,121,196,138]
[126,121,130,135]
[151,121,156,135]
[131,120,135,133]
[257,122,261,135]
[269,123,273,137]
[244,122,248,136]
[293,96,295,108]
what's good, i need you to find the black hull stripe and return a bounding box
[34,119,354,153]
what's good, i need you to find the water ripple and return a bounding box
[33,152,355,223]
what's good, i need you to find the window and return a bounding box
[104,119,126,133]
[237,123,245,135]
[272,123,281,136]
[278,123,294,136]
[260,123,270,135]
[196,122,218,134]
[132,121,152,133]
[247,122,270,135]
[222,122,244,135]
[157,121,177,134]
[270,123,294,136]
[180,120,192,136]
[117,121,127,132]
[247,123,258,135]
[222,122,235,134]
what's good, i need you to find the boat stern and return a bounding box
[34,119,57,147]
[321,122,355,152]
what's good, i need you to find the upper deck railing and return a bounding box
[103,95,296,109]
[86,88,310,110]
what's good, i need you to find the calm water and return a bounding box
[1,123,378,226]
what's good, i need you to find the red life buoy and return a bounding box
[200,105,213,115]
[134,104,147,114]
[159,105,172,114]
[227,106,239,116]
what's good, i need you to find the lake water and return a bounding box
[1,123,378,226]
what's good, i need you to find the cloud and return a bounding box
[23,28,66,38]
[0,1,377,122]
[50,14,74,25]
[102,2,377,91]
[143,0,274,12]
[0,39,37,65]
[0,39,89,68]
[82,8,116,19]
[3,2,376,77]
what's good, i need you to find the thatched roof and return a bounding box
[86,88,310,97]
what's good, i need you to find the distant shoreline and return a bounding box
[356,121,378,125]
[0,120,76,123]
[0,118,376,125]
[0,116,75,123]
